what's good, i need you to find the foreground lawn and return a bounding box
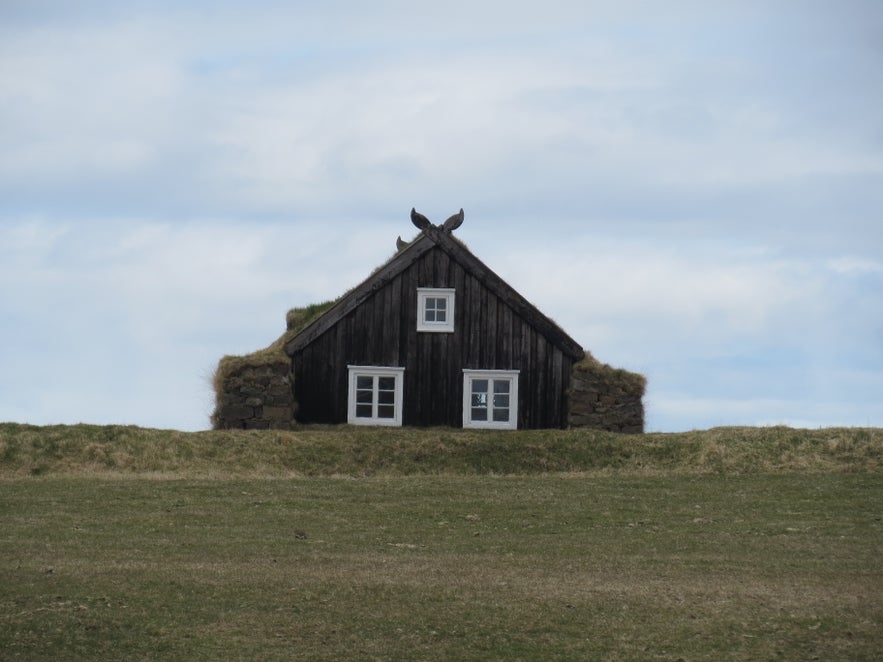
[1,473,881,660]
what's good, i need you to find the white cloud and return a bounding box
[4,1,875,216]
[0,21,186,176]
[827,256,883,275]
[1,1,881,431]
[488,236,820,348]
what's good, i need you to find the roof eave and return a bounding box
[283,233,435,356]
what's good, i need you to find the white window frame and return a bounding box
[417,288,455,333]
[462,369,520,430]
[347,366,405,426]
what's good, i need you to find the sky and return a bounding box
[1,0,881,432]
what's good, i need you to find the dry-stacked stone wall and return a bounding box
[568,353,646,433]
[212,358,295,430]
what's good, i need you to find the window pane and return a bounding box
[493,380,510,394]
[471,393,488,408]
[493,394,509,409]
[378,390,395,405]
[493,407,510,422]
[356,390,373,404]
[356,376,373,390]
[356,404,372,418]
[378,377,396,391]
[425,298,447,324]
[377,405,395,419]
[471,407,488,421]
[472,379,488,394]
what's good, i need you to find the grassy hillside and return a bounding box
[1,425,881,659]
[0,423,880,477]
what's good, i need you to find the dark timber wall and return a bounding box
[291,245,576,429]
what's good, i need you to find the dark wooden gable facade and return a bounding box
[284,216,584,429]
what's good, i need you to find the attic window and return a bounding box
[347,366,405,426]
[417,288,455,333]
[462,370,520,430]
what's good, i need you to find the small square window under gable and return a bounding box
[417,288,455,333]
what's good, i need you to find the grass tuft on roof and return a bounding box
[573,351,647,394]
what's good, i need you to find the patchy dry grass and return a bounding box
[1,474,881,660]
[572,350,647,393]
[0,423,880,478]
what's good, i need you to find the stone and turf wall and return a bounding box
[211,357,295,430]
[568,352,646,433]
[211,304,336,431]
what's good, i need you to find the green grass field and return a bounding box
[1,425,881,660]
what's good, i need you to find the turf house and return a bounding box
[212,209,645,432]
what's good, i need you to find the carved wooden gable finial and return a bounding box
[410,208,432,230]
[442,208,464,233]
[410,207,465,233]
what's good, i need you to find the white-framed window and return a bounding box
[347,366,405,426]
[417,288,455,333]
[462,370,520,430]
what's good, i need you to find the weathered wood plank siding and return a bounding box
[291,245,576,428]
